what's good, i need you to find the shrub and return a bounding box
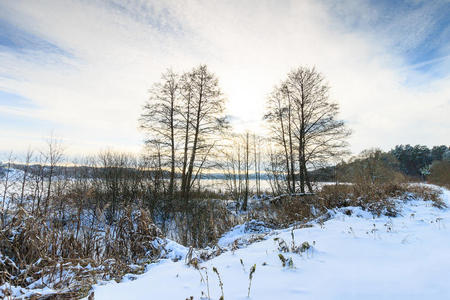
[318,182,445,216]
[247,194,325,227]
[0,206,164,298]
[406,184,446,209]
[428,160,450,189]
[337,149,405,185]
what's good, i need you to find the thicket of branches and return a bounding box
[220,132,264,210]
[0,141,239,297]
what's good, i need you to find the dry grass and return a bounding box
[318,182,445,216]
[0,181,238,298]
[174,198,239,248]
[246,182,446,228]
[246,194,326,228]
[405,184,446,209]
[0,206,164,298]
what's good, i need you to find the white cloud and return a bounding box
[0,0,448,157]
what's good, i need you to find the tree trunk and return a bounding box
[181,93,191,201]
[185,73,204,201]
[169,90,176,198]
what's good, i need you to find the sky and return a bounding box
[0,0,449,159]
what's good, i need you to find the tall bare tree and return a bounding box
[265,67,350,193]
[179,65,228,201]
[253,134,263,196]
[265,88,295,193]
[140,69,179,198]
[140,65,228,203]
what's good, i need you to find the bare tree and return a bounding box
[222,134,243,202]
[265,67,350,193]
[140,65,228,203]
[19,148,33,206]
[243,132,250,210]
[41,135,64,215]
[179,65,228,201]
[253,134,260,196]
[140,69,179,198]
[265,88,294,193]
[265,146,286,195]
[221,132,261,210]
[1,151,14,227]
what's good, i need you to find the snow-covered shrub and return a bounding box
[0,205,165,298]
[404,184,445,208]
[319,182,445,217]
[103,208,163,264]
[175,198,239,248]
[247,195,326,227]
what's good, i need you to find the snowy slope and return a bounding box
[92,187,450,300]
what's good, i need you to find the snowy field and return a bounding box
[90,187,450,300]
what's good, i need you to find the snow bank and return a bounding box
[91,187,450,299]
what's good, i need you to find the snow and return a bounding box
[0,284,56,299]
[217,220,272,248]
[90,187,450,300]
[154,238,189,261]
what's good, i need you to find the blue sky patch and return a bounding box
[0,110,58,132]
[326,0,450,75]
[105,1,184,37]
[0,90,38,109]
[0,18,72,59]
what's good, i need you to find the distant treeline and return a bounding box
[4,163,272,181]
[4,143,448,184]
[311,144,450,185]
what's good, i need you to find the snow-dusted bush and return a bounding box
[318,182,445,217]
[0,206,165,298]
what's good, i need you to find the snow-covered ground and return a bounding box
[90,187,450,300]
